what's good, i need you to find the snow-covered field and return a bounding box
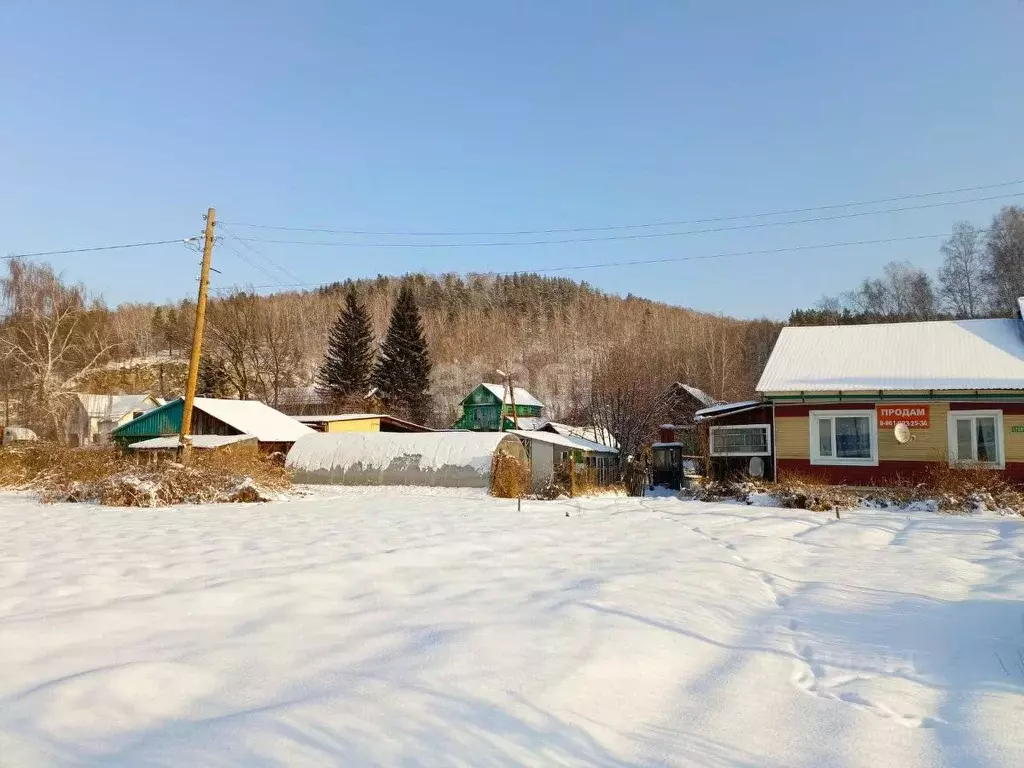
[1,489,1023,767]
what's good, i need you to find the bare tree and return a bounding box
[985,206,1024,316]
[589,340,673,473]
[847,261,937,319]
[0,261,119,438]
[937,222,986,318]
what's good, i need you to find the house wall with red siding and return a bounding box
[771,397,1024,486]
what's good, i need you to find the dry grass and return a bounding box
[490,451,531,498]
[0,442,291,506]
[691,466,1024,516]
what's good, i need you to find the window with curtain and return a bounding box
[810,410,877,465]
[948,411,1003,468]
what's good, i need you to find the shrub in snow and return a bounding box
[2,442,290,507]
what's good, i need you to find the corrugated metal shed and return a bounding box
[112,398,185,439]
[757,319,1024,393]
[111,397,313,443]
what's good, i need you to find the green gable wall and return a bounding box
[110,399,184,445]
[453,385,543,431]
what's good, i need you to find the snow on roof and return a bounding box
[507,416,544,431]
[757,319,1024,392]
[675,383,717,407]
[287,432,523,486]
[694,400,760,420]
[511,429,618,454]
[479,383,544,408]
[129,434,256,451]
[540,421,619,448]
[296,413,433,431]
[76,394,157,420]
[296,413,383,422]
[192,398,314,442]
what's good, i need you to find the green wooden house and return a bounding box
[452,383,545,431]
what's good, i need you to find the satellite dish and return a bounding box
[748,456,765,478]
[894,422,913,444]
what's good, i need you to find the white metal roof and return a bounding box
[757,319,1024,392]
[129,434,256,450]
[192,398,314,442]
[76,393,158,420]
[479,383,544,408]
[694,400,760,420]
[508,416,545,431]
[540,421,619,448]
[511,429,618,454]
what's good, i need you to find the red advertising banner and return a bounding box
[877,405,930,428]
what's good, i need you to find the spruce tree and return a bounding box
[371,286,432,423]
[197,355,232,398]
[316,286,375,408]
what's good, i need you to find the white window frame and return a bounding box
[708,424,772,457]
[946,410,1004,469]
[809,409,878,466]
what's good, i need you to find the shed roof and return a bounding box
[128,434,256,451]
[511,429,618,454]
[539,421,618,448]
[190,398,314,442]
[75,393,157,420]
[674,383,717,407]
[475,383,544,408]
[757,319,1024,392]
[295,413,432,431]
[694,400,761,421]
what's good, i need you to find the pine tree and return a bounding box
[197,355,232,398]
[316,286,375,408]
[371,285,432,423]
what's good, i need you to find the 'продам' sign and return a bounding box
[877,405,930,428]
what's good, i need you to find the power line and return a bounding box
[3,239,188,261]
[222,178,1024,237]
[233,191,1022,249]
[240,231,950,292]
[222,239,286,284]
[218,224,304,284]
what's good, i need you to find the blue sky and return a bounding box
[2,1,1022,319]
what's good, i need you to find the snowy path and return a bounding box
[0,489,1022,766]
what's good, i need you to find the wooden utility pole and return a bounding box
[178,207,216,462]
[507,371,519,429]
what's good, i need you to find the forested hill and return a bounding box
[199,273,782,425]
[7,267,781,429]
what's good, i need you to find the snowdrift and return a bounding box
[286,432,527,487]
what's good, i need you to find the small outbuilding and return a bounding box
[296,413,432,433]
[111,397,313,454]
[511,429,619,491]
[67,393,162,447]
[287,431,527,487]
